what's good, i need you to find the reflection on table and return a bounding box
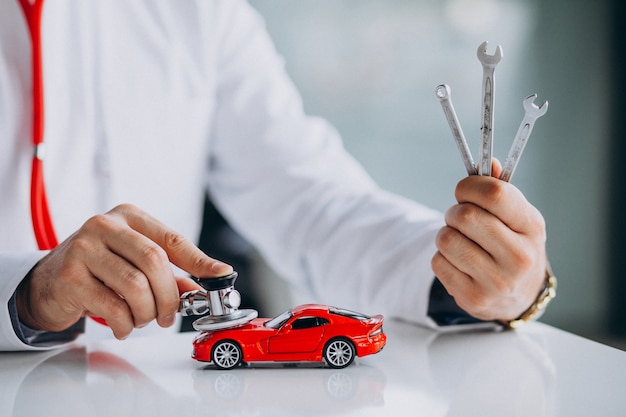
[1,320,625,416]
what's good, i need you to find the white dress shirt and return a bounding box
[0,0,462,350]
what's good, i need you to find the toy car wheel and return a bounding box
[323,338,355,369]
[211,340,243,370]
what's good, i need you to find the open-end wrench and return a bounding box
[500,94,548,182]
[476,41,503,176]
[436,84,477,176]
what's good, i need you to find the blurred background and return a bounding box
[199,0,626,349]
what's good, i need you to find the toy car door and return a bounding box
[268,316,328,354]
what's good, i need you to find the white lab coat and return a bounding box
[0,0,449,350]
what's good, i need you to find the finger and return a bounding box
[176,276,203,294]
[102,224,179,327]
[434,224,498,280]
[110,204,233,277]
[81,280,134,340]
[455,176,544,235]
[432,250,512,320]
[444,203,521,263]
[84,244,159,328]
[82,212,177,327]
[491,158,502,178]
[432,246,469,290]
[106,205,232,327]
[431,251,484,314]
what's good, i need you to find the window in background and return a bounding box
[237,0,614,346]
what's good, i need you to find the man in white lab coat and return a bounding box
[0,0,550,350]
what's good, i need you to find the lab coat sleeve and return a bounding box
[205,1,476,329]
[0,252,82,351]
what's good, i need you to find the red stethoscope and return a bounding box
[18,0,58,250]
[19,0,109,325]
[16,1,266,333]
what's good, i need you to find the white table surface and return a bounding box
[1,320,625,417]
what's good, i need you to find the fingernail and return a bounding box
[161,314,175,327]
[212,261,233,275]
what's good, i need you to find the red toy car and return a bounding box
[192,304,386,369]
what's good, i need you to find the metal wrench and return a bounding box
[476,41,503,176]
[436,84,477,176]
[500,94,548,182]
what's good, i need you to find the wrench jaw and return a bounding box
[477,41,503,177]
[523,94,549,117]
[500,94,549,183]
[476,41,503,66]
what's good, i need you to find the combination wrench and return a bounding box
[476,41,503,176]
[436,84,477,176]
[500,94,548,182]
[436,41,548,183]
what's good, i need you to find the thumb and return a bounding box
[176,276,203,295]
[491,158,503,179]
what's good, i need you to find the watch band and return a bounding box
[500,269,557,329]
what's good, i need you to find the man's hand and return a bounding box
[15,204,233,340]
[431,161,548,322]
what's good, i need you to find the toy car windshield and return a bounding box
[264,310,293,329]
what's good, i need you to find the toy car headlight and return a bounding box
[194,332,213,344]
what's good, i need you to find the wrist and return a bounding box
[499,266,557,329]
[15,271,41,330]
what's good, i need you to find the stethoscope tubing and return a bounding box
[18,0,58,250]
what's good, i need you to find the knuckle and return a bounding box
[431,252,444,272]
[511,249,535,272]
[433,264,455,284]
[435,227,480,268]
[133,305,158,328]
[482,180,507,205]
[107,302,128,323]
[121,269,151,294]
[454,178,470,200]
[162,230,188,251]
[101,294,131,323]
[492,276,517,296]
[141,244,169,268]
[431,253,451,279]
[435,227,458,252]
[189,253,211,274]
[111,203,139,215]
[64,234,93,255]
[452,203,480,226]
[83,213,115,233]
[457,249,480,268]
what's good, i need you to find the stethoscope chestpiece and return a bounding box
[179,271,258,331]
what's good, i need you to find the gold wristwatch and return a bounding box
[500,268,557,330]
